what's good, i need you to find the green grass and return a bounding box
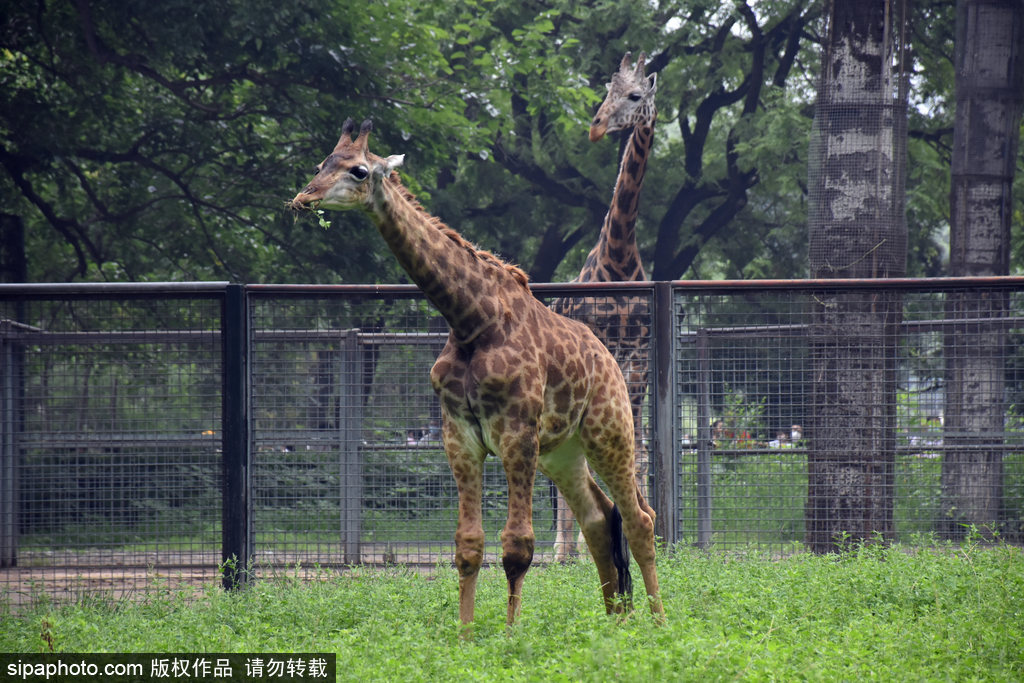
[2,541,1022,681]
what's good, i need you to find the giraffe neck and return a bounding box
[579,119,655,283]
[368,173,528,343]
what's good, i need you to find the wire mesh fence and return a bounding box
[1,285,226,605]
[2,279,1023,606]
[673,280,1024,550]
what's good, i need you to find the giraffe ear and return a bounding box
[647,72,657,94]
[371,154,404,181]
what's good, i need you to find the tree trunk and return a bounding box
[0,214,26,283]
[805,0,908,553]
[942,0,1023,539]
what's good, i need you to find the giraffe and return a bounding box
[289,118,664,628]
[552,51,657,561]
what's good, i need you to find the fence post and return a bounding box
[339,330,364,564]
[221,284,252,588]
[652,282,679,545]
[0,322,19,567]
[695,329,713,548]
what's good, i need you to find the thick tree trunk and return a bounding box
[805,0,907,553]
[942,0,1023,539]
[941,292,1008,539]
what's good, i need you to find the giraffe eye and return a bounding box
[349,165,369,181]
[627,93,642,102]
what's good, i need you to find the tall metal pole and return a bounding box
[221,284,252,588]
[652,282,679,546]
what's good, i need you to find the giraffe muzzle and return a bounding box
[288,189,320,212]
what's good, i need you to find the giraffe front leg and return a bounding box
[500,522,534,625]
[499,435,539,626]
[455,524,485,626]
[443,425,486,629]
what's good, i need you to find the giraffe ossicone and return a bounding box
[290,117,665,629]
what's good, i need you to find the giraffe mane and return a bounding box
[386,171,530,289]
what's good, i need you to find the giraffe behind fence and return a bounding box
[552,52,658,561]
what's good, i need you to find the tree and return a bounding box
[805,0,908,553]
[423,0,822,282]
[0,0,476,283]
[1,0,1005,286]
[941,0,1024,539]
[0,214,25,283]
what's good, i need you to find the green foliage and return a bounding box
[680,450,807,545]
[5,0,1004,286]
[0,0,472,284]
[2,546,1022,680]
[714,384,767,446]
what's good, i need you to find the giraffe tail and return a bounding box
[609,504,633,598]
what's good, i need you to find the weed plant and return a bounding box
[1,541,1021,681]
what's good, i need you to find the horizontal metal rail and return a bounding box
[4,276,1024,298]
[0,282,231,297]
[2,328,449,345]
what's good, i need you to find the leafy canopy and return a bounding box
[1,0,1017,283]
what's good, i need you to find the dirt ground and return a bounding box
[0,545,538,610]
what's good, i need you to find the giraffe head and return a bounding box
[589,52,657,142]
[289,118,404,212]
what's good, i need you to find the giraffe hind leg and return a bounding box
[540,440,626,614]
[580,423,665,621]
[593,471,664,620]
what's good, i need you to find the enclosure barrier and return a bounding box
[2,278,1022,606]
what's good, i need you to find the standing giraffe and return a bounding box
[289,118,664,628]
[553,52,657,561]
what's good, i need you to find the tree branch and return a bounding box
[0,148,95,277]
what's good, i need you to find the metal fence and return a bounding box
[2,279,1023,605]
